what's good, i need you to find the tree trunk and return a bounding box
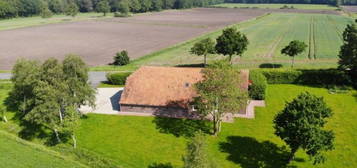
[229,55,233,64]
[3,116,7,123]
[54,129,62,143]
[291,56,295,68]
[72,134,77,149]
[204,54,207,67]
[288,147,298,163]
[58,109,63,123]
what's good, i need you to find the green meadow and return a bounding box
[74,84,357,168]
[0,130,86,168]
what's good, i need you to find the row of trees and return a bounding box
[8,55,95,148]
[0,0,224,19]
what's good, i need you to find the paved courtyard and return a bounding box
[80,88,123,115]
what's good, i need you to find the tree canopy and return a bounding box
[10,55,95,147]
[281,40,307,68]
[190,38,215,66]
[193,60,248,135]
[96,0,110,16]
[274,92,334,164]
[215,27,248,64]
[338,23,357,87]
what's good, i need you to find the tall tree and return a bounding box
[96,0,110,16]
[10,59,40,117]
[130,0,142,12]
[193,60,248,136]
[281,40,307,68]
[117,0,130,14]
[77,0,94,12]
[151,0,163,11]
[183,132,215,168]
[274,92,334,164]
[48,0,65,14]
[10,56,95,147]
[40,1,53,18]
[338,23,357,87]
[65,1,79,17]
[215,27,248,64]
[190,38,215,67]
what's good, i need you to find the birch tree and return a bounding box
[193,60,248,136]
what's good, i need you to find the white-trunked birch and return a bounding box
[193,60,248,136]
[9,55,95,148]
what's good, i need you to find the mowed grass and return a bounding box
[213,3,339,10]
[93,12,352,71]
[0,13,112,31]
[76,84,357,168]
[0,130,86,168]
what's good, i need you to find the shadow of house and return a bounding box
[110,90,123,111]
[219,136,294,168]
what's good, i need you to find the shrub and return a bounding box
[249,71,267,100]
[256,69,351,86]
[113,50,130,66]
[114,12,129,17]
[106,72,132,85]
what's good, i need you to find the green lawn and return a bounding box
[213,3,339,10]
[75,84,357,168]
[0,130,87,168]
[0,13,112,31]
[93,12,352,71]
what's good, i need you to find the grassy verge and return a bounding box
[0,130,87,168]
[212,3,339,10]
[0,13,113,31]
[75,84,357,168]
[97,82,124,88]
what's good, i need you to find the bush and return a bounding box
[256,69,351,86]
[113,50,130,66]
[114,12,129,17]
[249,71,267,100]
[106,72,132,85]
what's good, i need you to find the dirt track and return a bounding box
[0,8,338,70]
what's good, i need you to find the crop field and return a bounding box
[342,5,357,13]
[0,8,267,70]
[121,12,353,69]
[214,3,339,10]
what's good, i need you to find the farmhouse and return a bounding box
[119,66,250,120]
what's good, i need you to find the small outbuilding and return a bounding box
[119,66,250,120]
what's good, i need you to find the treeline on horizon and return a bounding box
[0,0,224,19]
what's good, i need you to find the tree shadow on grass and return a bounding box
[147,162,173,168]
[219,136,299,168]
[259,63,283,68]
[153,117,211,137]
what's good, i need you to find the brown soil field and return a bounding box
[0,8,338,70]
[342,5,357,13]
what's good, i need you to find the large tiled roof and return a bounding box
[119,66,249,108]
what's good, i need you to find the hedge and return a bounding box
[249,71,267,100]
[106,72,132,85]
[253,69,351,86]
